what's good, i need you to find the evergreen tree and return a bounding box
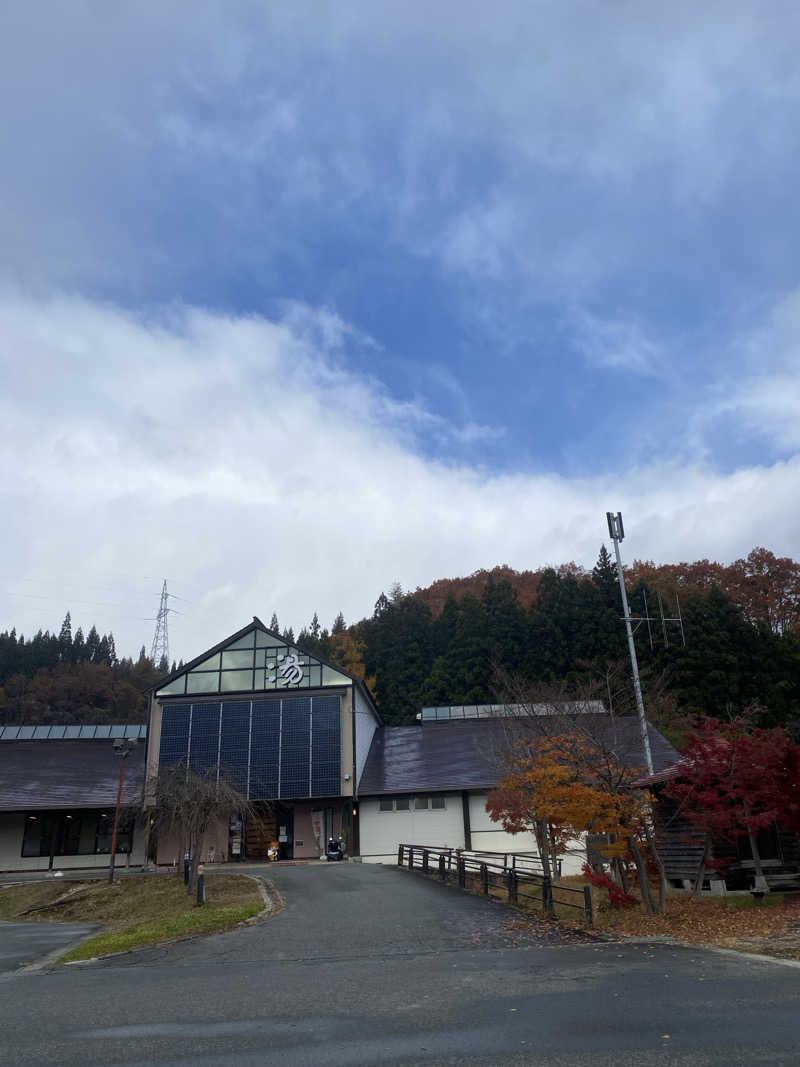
[331,611,346,635]
[58,612,72,660]
[592,545,618,606]
[85,625,100,663]
[282,626,295,645]
[269,612,280,632]
[310,612,321,639]
[72,627,86,663]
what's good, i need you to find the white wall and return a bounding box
[354,685,379,789]
[359,794,465,862]
[468,792,587,877]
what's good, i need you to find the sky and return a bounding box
[2,2,800,662]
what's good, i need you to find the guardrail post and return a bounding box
[408,846,414,870]
[439,854,446,881]
[481,863,489,895]
[542,875,553,915]
[583,884,594,925]
[397,845,403,866]
[506,869,517,903]
[422,849,429,874]
[458,856,466,889]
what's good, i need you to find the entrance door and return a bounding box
[244,808,278,860]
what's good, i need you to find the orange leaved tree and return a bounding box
[487,732,664,914]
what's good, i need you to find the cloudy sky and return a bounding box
[2,2,800,661]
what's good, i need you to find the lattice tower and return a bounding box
[150,579,170,666]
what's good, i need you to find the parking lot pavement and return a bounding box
[0,921,99,975]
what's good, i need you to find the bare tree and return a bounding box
[151,763,257,892]
[482,668,669,914]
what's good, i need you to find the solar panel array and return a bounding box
[0,724,147,742]
[158,696,341,800]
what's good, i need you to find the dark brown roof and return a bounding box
[357,716,679,796]
[0,741,146,811]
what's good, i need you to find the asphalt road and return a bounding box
[0,920,99,975]
[1,863,800,1065]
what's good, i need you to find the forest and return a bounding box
[2,546,800,735]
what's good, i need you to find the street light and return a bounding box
[108,737,137,885]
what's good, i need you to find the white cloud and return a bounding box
[701,288,800,450]
[3,293,800,662]
[568,309,665,376]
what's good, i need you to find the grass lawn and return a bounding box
[0,873,265,962]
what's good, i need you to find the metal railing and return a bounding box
[396,844,593,922]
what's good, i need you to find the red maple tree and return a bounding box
[664,716,800,891]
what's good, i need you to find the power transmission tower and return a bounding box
[150,580,171,668]
[606,512,654,775]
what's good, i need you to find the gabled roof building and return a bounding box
[0,618,678,874]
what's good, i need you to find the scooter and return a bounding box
[326,837,345,861]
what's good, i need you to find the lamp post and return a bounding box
[108,737,137,885]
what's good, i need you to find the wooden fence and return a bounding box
[396,843,592,922]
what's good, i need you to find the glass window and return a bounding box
[157,676,186,696]
[394,796,410,811]
[21,815,44,857]
[220,669,254,692]
[379,798,393,812]
[415,796,429,810]
[226,633,255,650]
[193,653,221,671]
[21,814,82,857]
[321,665,350,686]
[255,631,285,647]
[221,650,254,669]
[431,796,446,810]
[94,812,133,855]
[187,671,220,694]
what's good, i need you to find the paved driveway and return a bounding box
[1,863,800,1065]
[0,920,99,975]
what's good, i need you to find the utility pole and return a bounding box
[606,512,653,774]
[108,737,137,884]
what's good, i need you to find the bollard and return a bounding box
[439,854,446,881]
[422,849,429,874]
[481,863,489,895]
[184,855,190,885]
[196,863,205,905]
[583,884,594,925]
[397,845,403,867]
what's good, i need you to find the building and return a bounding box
[144,617,381,863]
[0,724,147,872]
[636,762,800,892]
[357,706,678,870]
[0,617,678,873]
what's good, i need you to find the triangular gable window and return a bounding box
[156,624,351,698]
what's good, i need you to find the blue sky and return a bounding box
[2,3,800,658]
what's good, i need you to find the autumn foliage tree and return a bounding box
[486,731,665,914]
[663,716,800,893]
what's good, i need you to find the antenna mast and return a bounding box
[150,579,171,667]
[606,512,654,775]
